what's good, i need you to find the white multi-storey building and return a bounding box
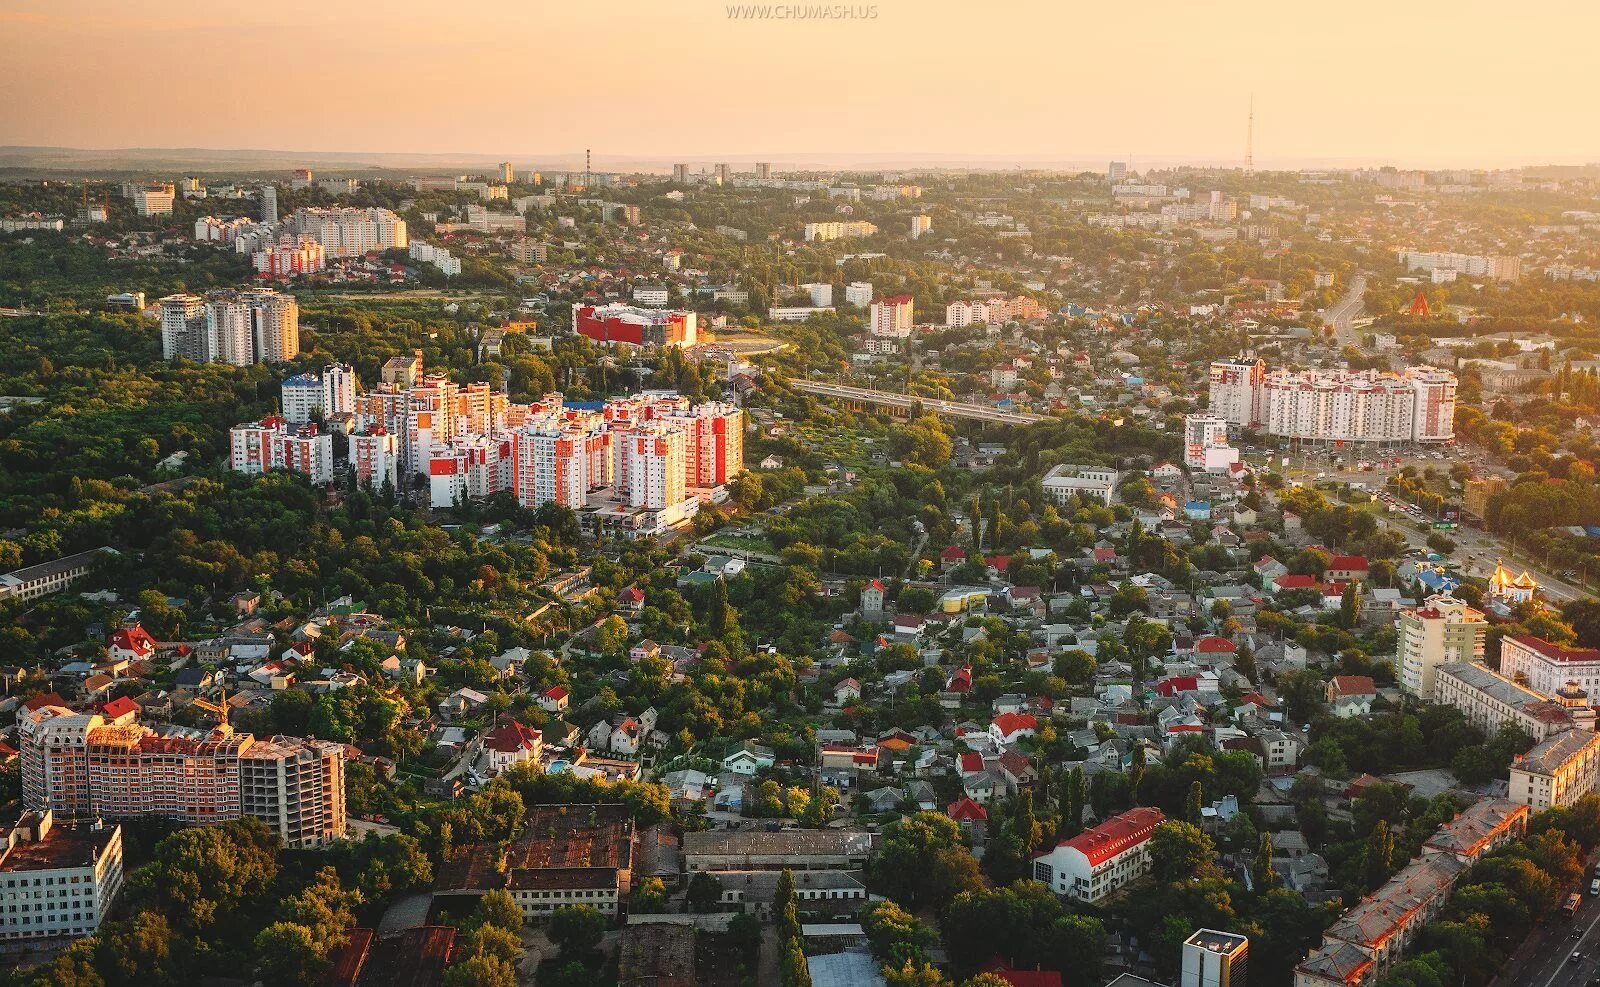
[1031,807,1164,903]
[618,425,686,510]
[0,811,122,942]
[1255,367,1457,444]
[1500,636,1600,697]
[869,296,914,337]
[323,363,356,417]
[1397,595,1487,700]
[281,373,325,425]
[289,207,408,257]
[1432,661,1587,743]
[129,184,174,216]
[1207,358,1267,427]
[1510,729,1600,811]
[1041,464,1118,506]
[803,221,877,242]
[158,294,206,362]
[1183,414,1233,471]
[845,282,873,307]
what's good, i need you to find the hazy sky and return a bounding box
[4,0,1598,169]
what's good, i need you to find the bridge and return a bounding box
[791,380,1047,425]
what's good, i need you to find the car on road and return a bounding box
[1574,951,1585,964]
[1590,877,1599,896]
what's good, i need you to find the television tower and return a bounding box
[1245,95,1255,174]
[585,148,591,190]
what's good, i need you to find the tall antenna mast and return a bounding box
[1246,94,1255,174]
[585,148,592,190]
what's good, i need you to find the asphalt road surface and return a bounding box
[1496,872,1600,987]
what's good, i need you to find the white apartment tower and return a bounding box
[1208,357,1267,427]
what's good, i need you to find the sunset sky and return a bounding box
[4,0,1597,169]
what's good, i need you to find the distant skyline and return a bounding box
[5,0,1600,169]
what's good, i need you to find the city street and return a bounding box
[1493,875,1600,987]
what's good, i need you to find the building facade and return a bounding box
[1397,595,1486,700]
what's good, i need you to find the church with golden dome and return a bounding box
[1488,559,1537,604]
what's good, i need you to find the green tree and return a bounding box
[549,905,606,958]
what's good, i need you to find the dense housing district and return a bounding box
[6,156,1600,987]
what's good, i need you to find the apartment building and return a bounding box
[129,184,174,216]
[160,289,298,365]
[1294,855,1463,986]
[229,417,332,484]
[18,707,345,847]
[1031,807,1165,904]
[1499,635,1600,697]
[1208,360,1456,442]
[1396,595,1486,700]
[0,548,115,605]
[803,221,877,242]
[0,811,122,941]
[1419,798,1528,865]
[1509,728,1600,812]
[251,234,327,278]
[1432,661,1588,742]
[869,295,914,337]
[1182,929,1248,987]
[1208,357,1267,427]
[289,207,408,257]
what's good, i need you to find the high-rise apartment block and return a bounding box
[1397,594,1487,700]
[1208,358,1456,443]
[160,289,298,365]
[128,184,174,216]
[18,705,344,848]
[1207,357,1267,427]
[869,295,914,337]
[251,234,327,278]
[230,417,333,485]
[259,184,278,223]
[845,282,873,307]
[289,207,408,257]
[804,221,877,242]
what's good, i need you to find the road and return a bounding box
[1376,515,1589,604]
[1324,274,1368,346]
[1493,875,1600,987]
[792,379,1046,425]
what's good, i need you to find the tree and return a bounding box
[868,812,984,911]
[1149,821,1219,885]
[782,936,813,987]
[687,871,722,913]
[254,922,329,986]
[1185,780,1205,824]
[1364,820,1398,891]
[471,888,525,935]
[634,876,669,914]
[444,954,518,987]
[1339,582,1362,629]
[1254,831,1279,890]
[776,868,800,941]
[1059,767,1085,839]
[863,899,936,964]
[130,818,279,931]
[884,959,954,987]
[549,905,606,958]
